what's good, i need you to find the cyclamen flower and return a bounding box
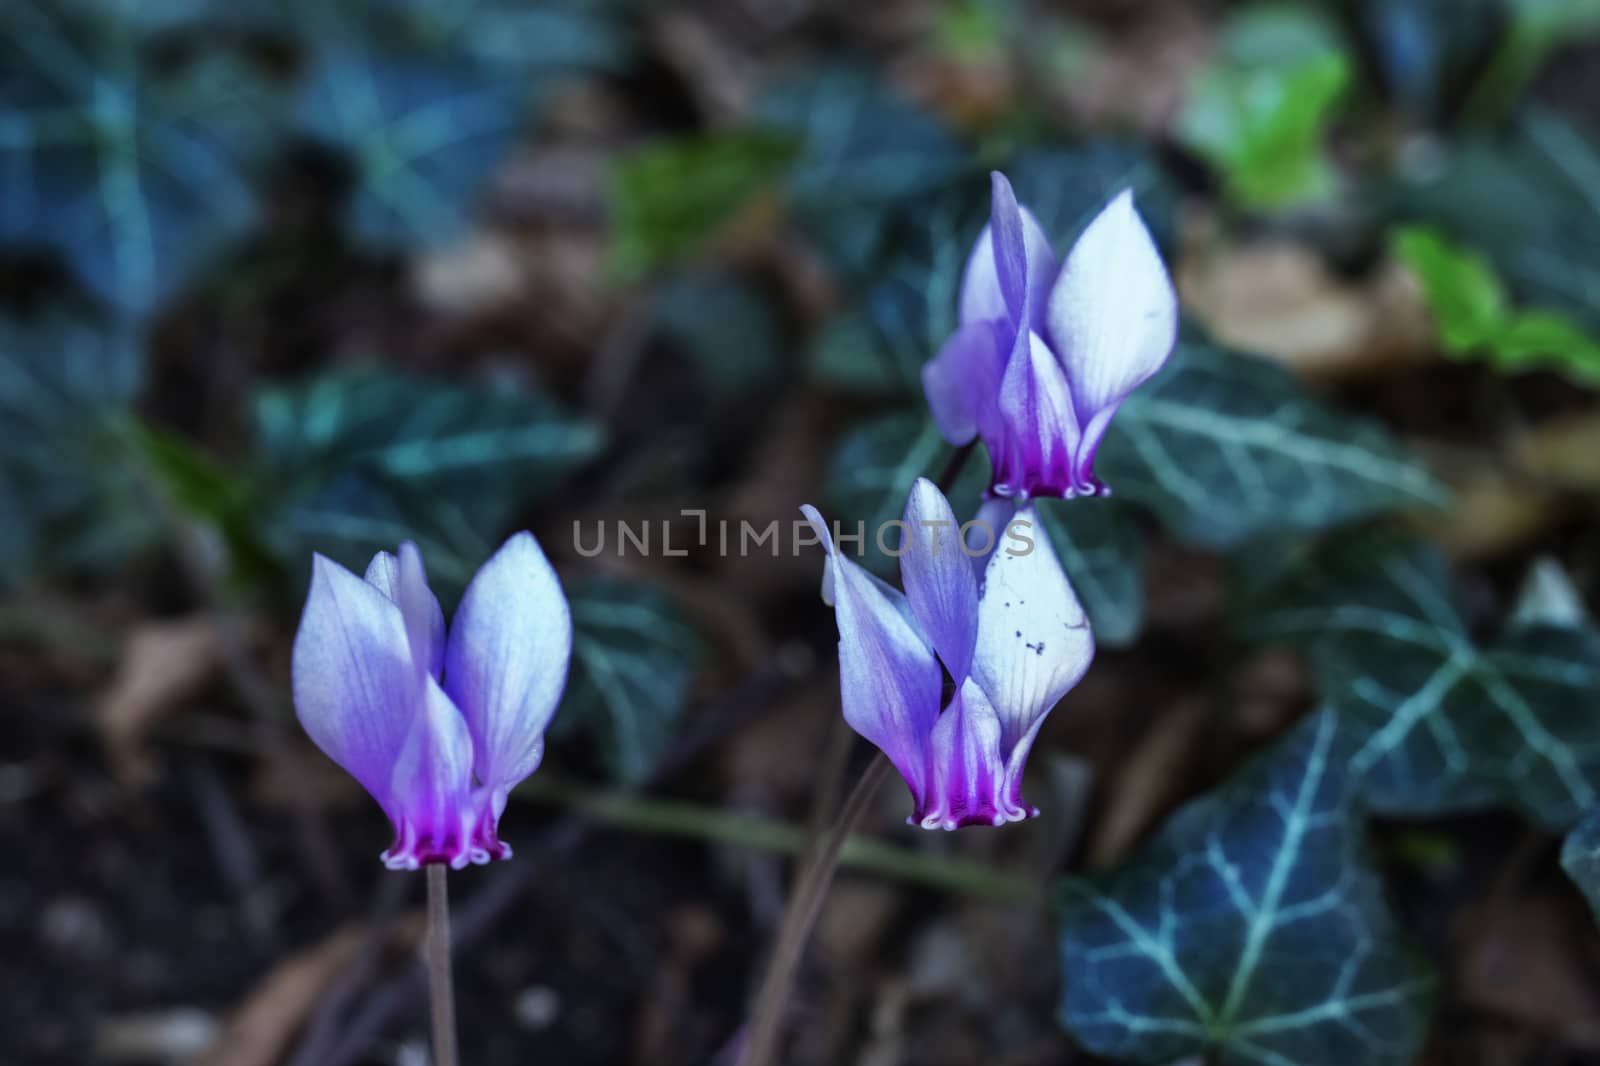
[292,534,571,870]
[923,172,1178,499]
[801,478,1093,829]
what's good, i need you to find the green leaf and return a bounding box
[1392,226,1509,349]
[607,131,799,279]
[296,47,523,249]
[1034,497,1145,648]
[1058,711,1436,1066]
[1243,536,1600,829]
[1097,337,1446,549]
[822,411,987,577]
[653,272,789,402]
[252,367,605,589]
[1392,111,1600,331]
[1394,225,1600,384]
[1177,5,1352,209]
[753,63,967,275]
[560,575,706,785]
[0,5,284,314]
[1561,804,1600,924]
[0,309,153,579]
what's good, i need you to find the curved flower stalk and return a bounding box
[923,171,1179,499]
[292,533,571,870]
[801,478,1094,828]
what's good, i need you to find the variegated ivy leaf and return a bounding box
[1035,496,1146,649]
[0,5,283,315]
[1058,711,1436,1066]
[253,367,604,589]
[1243,536,1600,829]
[558,576,706,786]
[821,412,987,578]
[1562,804,1600,925]
[1097,337,1446,549]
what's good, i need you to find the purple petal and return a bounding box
[959,174,1058,331]
[917,679,1033,829]
[382,675,485,870]
[443,531,572,801]
[1046,189,1177,481]
[994,330,1084,497]
[364,546,446,679]
[801,504,940,810]
[293,555,419,815]
[900,478,979,681]
[922,319,1005,446]
[969,502,1094,757]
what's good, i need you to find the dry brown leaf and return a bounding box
[1086,698,1209,868]
[98,616,225,784]
[1178,231,1434,379]
[198,917,423,1066]
[1460,901,1600,1047]
[1512,409,1600,493]
[1408,442,1564,560]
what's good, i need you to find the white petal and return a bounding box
[1046,189,1177,425]
[969,504,1094,752]
[443,532,572,794]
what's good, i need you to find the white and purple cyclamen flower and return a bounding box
[292,533,571,870]
[923,172,1179,499]
[802,478,1093,829]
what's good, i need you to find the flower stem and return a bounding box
[425,864,459,1066]
[737,754,893,1066]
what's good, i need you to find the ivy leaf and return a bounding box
[0,309,153,580]
[653,272,789,403]
[1058,711,1436,1066]
[1394,225,1600,385]
[1035,497,1146,649]
[753,63,967,275]
[296,46,523,249]
[1392,111,1600,331]
[252,367,605,589]
[1562,805,1600,925]
[1243,536,1600,829]
[1177,4,1352,209]
[607,131,799,279]
[0,5,283,315]
[822,411,987,577]
[1097,337,1446,549]
[559,576,706,785]
[356,0,634,78]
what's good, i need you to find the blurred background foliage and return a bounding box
[6,1,1600,1064]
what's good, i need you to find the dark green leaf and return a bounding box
[753,63,967,274]
[1035,497,1145,648]
[1059,711,1436,1066]
[0,310,152,578]
[823,411,987,577]
[560,575,706,785]
[654,272,788,402]
[253,367,605,588]
[0,6,284,314]
[297,48,522,248]
[1243,536,1600,828]
[1562,804,1600,924]
[607,131,799,279]
[1392,111,1600,331]
[1097,337,1446,549]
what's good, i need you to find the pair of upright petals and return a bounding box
[291,533,570,869]
[803,479,1094,829]
[923,172,1179,499]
